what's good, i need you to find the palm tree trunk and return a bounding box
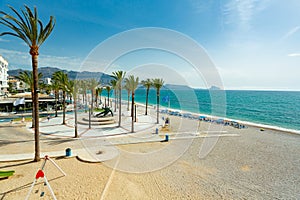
[118,88,122,127]
[114,90,117,112]
[116,90,119,109]
[95,90,98,108]
[84,91,87,113]
[99,93,102,105]
[156,91,159,124]
[127,91,130,111]
[74,95,78,138]
[32,53,40,162]
[131,92,135,132]
[82,91,85,106]
[55,90,58,117]
[91,89,94,115]
[62,91,66,124]
[108,92,110,107]
[31,90,35,128]
[145,88,149,115]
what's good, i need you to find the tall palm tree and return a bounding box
[141,79,152,115]
[66,79,79,138]
[111,71,126,127]
[52,71,68,125]
[51,80,60,117]
[0,5,55,162]
[88,78,99,115]
[125,75,139,133]
[16,71,43,128]
[124,82,131,111]
[152,78,164,124]
[95,87,103,108]
[80,80,88,112]
[105,85,111,107]
[111,79,117,112]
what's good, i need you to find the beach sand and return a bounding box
[1,106,300,199]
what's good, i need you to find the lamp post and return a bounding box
[88,105,91,129]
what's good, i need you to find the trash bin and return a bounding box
[65,148,71,157]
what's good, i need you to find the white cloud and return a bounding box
[189,0,214,13]
[0,48,83,71]
[288,53,300,57]
[223,0,269,31]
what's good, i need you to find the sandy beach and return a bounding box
[1,105,300,199]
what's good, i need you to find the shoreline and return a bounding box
[1,97,299,135]
[134,101,300,135]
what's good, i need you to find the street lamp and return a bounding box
[88,105,91,129]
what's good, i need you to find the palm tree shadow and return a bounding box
[0,160,34,169]
[45,138,74,145]
[0,139,34,147]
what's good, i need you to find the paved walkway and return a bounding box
[0,108,164,162]
[0,107,239,163]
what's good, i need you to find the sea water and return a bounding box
[114,89,300,131]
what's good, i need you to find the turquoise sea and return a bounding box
[112,89,300,131]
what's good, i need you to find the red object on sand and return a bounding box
[35,170,44,179]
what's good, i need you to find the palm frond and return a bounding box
[2,14,32,44]
[1,5,56,48]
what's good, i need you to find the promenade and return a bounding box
[0,107,165,162]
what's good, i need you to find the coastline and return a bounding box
[1,97,299,135]
[134,101,300,135]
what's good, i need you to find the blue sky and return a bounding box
[0,0,300,90]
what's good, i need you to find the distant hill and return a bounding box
[163,84,192,90]
[209,86,221,90]
[8,66,113,85]
[138,84,193,90]
[8,67,197,89]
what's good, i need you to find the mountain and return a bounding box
[209,86,221,90]
[8,66,113,85]
[163,84,192,90]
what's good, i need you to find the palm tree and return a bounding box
[141,79,152,115]
[95,87,103,108]
[0,5,55,162]
[124,82,131,111]
[111,79,117,112]
[52,71,68,125]
[66,79,79,138]
[152,78,164,124]
[88,78,99,115]
[111,71,126,127]
[105,86,111,107]
[79,80,88,112]
[16,71,42,128]
[125,75,139,133]
[51,80,60,117]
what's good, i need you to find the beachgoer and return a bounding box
[165,117,170,126]
[47,114,50,122]
[21,117,25,123]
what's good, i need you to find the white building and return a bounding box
[44,77,52,85]
[0,55,8,95]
